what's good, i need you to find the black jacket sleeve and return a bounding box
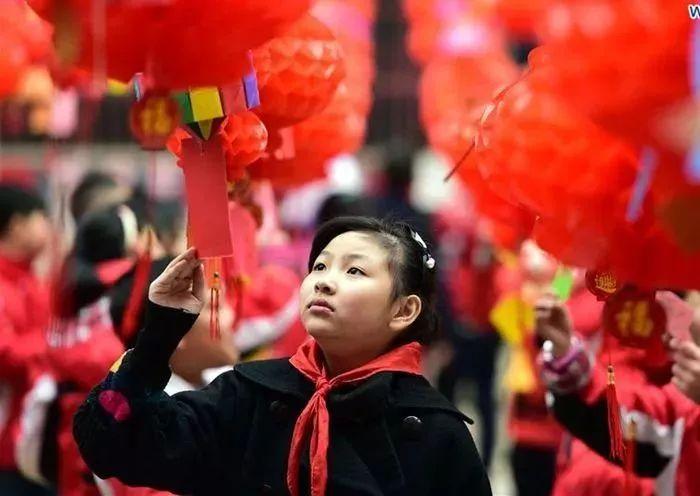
[552,392,672,478]
[73,302,240,494]
[435,418,492,496]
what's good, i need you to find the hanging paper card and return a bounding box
[181,138,233,257]
[585,270,619,301]
[129,91,180,150]
[603,287,667,349]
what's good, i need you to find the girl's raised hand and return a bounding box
[148,247,205,314]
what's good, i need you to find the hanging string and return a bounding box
[443,68,533,183]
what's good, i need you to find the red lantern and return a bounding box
[252,14,346,129]
[129,91,180,150]
[220,111,269,183]
[250,82,364,188]
[529,0,691,148]
[602,287,667,349]
[29,0,311,90]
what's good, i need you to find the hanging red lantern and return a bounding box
[252,14,345,129]
[129,91,180,151]
[29,0,311,90]
[220,111,269,183]
[528,0,691,149]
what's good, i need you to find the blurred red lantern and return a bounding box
[529,0,691,149]
[0,36,28,97]
[250,82,364,188]
[471,0,551,38]
[420,53,519,165]
[29,0,311,89]
[252,14,345,129]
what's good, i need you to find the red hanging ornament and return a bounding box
[585,270,620,301]
[129,91,180,150]
[602,287,667,349]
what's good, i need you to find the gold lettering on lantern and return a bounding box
[140,98,173,137]
[616,300,653,339]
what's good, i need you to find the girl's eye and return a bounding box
[313,263,326,271]
[347,267,365,276]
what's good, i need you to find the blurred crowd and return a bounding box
[0,146,699,496]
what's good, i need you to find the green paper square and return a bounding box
[173,92,195,123]
[551,267,574,302]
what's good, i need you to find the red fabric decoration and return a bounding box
[252,14,346,129]
[98,390,131,422]
[287,338,423,496]
[470,0,551,38]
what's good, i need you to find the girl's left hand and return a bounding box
[148,247,205,315]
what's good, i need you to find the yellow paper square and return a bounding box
[189,87,224,122]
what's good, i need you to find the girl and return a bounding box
[73,217,492,496]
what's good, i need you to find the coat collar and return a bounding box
[234,358,473,424]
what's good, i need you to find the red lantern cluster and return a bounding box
[0,2,52,97]
[28,0,311,89]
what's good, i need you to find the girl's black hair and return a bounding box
[308,216,439,346]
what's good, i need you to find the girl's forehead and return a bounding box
[320,231,390,260]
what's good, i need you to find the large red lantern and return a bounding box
[252,14,345,130]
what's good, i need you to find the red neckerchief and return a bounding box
[287,338,423,496]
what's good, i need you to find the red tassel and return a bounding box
[606,364,626,462]
[624,419,638,496]
[121,227,153,344]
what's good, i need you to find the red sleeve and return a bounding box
[0,313,48,381]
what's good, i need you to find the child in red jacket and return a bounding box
[0,184,53,495]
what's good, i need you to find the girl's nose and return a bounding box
[314,278,335,294]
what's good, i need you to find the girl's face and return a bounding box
[299,231,408,357]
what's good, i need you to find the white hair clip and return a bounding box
[410,229,436,270]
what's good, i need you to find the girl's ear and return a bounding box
[389,294,422,333]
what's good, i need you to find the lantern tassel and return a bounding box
[606,363,626,463]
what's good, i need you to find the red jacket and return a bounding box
[0,255,50,471]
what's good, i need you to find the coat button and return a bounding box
[260,483,273,494]
[402,415,423,439]
[269,400,290,421]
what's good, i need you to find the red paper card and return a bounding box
[181,138,233,258]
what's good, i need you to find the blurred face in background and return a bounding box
[3,211,51,262]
